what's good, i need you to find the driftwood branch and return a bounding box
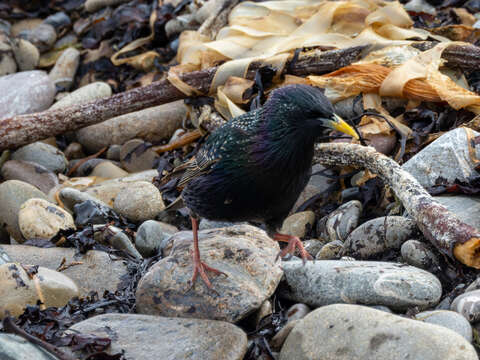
[314,143,480,269]
[0,46,367,151]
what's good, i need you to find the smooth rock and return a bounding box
[401,239,440,270]
[48,47,80,89]
[308,164,335,192]
[63,142,85,160]
[0,180,48,241]
[113,181,164,222]
[1,160,59,194]
[199,219,242,230]
[0,70,55,119]
[91,161,128,179]
[136,225,283,322]
[69,158,107,177]
[466,278,480,293]
[402,128,480,189]
[303,239,326,258]
[106,144,121,161]
[18,23,56,52]
[59,187,111,213]
[280,211,315,238]
[18,198,75,240]
[253,300,273,327]
[11,142,68,173]
[11,19,43,37]
[286,303,311,322]
[76,101,187,152]
[279,304,478,360]
[73,200,117,226]
[85,0,131,12]
[0,262,79,318]
[280,260,442,310]
[3,245,129,296]
[43,12,71,31]
[0,334,57,360]
[292,184,320,213]
[120,139,160,173]
[94,224,142,259]
[343,216,418,259]
[135,220,178,257]
[315,240,343,260]
[0,246,12,264]
[11,38,39,70]
[317,200,362,242]
[451,290,480,323]
[435,195,480,230]
[416,310,473,342]
[0,34,17,76]
[68,314,247,359]
[50,81,111,110]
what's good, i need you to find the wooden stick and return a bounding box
[314,143,480,269]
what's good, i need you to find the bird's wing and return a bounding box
[177,149,219,189]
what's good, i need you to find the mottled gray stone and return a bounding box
[280,304,478,360]
[317,200,362,242]
[280,260,442,310]
[59,187,111,212]
[18,23,56,52]
[199,219,243,230]
[135,220,178,257]
[451,290,480,323]
[0,333,57,360]
[401,239,440,270]
[68,314,247,360]
[12,142,68,173]
[434,195,480,230]
[416,310,473,342]
[315,240,343,260]
[1,160,59,194]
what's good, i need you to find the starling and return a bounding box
[167,84,358,289]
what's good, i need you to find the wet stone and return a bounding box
[415,310,473,342]
[451,290,480,323]
[401,239,440,270]
[113,181,164,222]
[0,334,57,360]
[68,313,247,360]
[280,260,442,310]
[135,220,178,257]
[94,224,142,259]
[303,239,326,258]
[280,211,315,238]
[12,142,68,173]
[0,160,59,194]
[280,304,478,360]
[136,225,283,322]
[317,200,362,242]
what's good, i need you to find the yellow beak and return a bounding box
[328,114,359,139]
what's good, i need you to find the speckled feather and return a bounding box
[179,84,337,233]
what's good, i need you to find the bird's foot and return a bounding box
[190,256,228,291]
[274,234,313,264]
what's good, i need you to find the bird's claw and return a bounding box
[189,257,228,292]
[274,234,313,264]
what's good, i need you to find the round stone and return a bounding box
[114,181,164,222]
[135,220,178,257]
[11,142,68,173]
[451,290,480,323]
[415,310,472,342]
[280,211,315,238]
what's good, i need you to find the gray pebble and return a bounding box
[18,23,56,52]
[1,160,59,194]
[315,240,343,260]
[12,142,68,173]
[11,38,39,71]
[48,47,80,90]
[286,303,310,322]
[416,310,472,342]
[401,239,440,270]
[451,290,480,323]
[114,181,164,222]
[136,220,178,257]
[0,334,57,360]
[317,200,362,242]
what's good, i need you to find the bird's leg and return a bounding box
[274,233,313,263]
[190,216,227,289]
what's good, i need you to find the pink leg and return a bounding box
[274,233,313,264]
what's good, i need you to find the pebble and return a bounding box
[76,100,187,152]
[0,36,16,75]
[253,300,273,327]
[0,262,79,318]
[343,216,418,259]
[0,19,11,35]
[303,239,326,258]
[11,38,39,71]
[0,70,55,119]
[69,158,107,177]
[3,245,129,296]
[317,200,362,242]
[43,12,71,32]
[50,81,112,110]
[280,211,315,238]
[63,142,85,160]
[292,184,320,213]
[286,303,311,322]
[59,187,111,213]
[451,290,480,323]
[402,128,480,188]
[48,47,80,90]
[0,245,12,264]
[0,180,48,241]
[0,334,57,360]
[90,161,128,179]
[415,310,473,342]
[18,198,75,240]
[114,181,164,222]
[315,240,344,260]
[280,304,478,360]
[68,313,247,359]
[435,195,480,230]
[280,260,442,310]
[94,225,142,259]
[135,220,178,257]
[120,139,160,173]
[12,142,68,173]
[85,0,131,12]
[0,160,59,194]
[18,23,57,52]
[136,225,283,322]
[107,144,122,161]
[199,219,242,230]
[401,239,440,270]
[466,278,480,293]
[271,320,299,351]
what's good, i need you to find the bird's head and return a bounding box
[265,84,359,140]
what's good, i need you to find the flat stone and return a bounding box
[0,70,55,119]
[317,200,362,242]
[0,180,48,241]
[2,245,129,296]
[416,310,472,342]
[50,81,111,110]
[68,313,247,359]
[12,142,68,173]
[135,220,178,257]
[0,262,79,318]
[136,225,283,322]
[0,334,57,360]
[279,304,478,360]
[280,211,315,238]
[1,160,59,194]
[451,290,480,323]
[280,260,442,310]
[113,181,164,222]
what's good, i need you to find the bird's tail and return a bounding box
[163,196,185,212]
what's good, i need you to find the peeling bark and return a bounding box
[314,143,480,269]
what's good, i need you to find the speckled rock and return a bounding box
[0,334,57,360]
[18,198,75,240]
[136,225,283,322]
[0,262,79,318]
[0,70,55,119]
[199,219,243,230]
[401,239,440,270]
[280,211,315,238]
[3,245,129,296]
[343,216,417,259]
[1,160,59,194]
[315,240,343,260]
[280,260,442,310]
[135,220,178,257]
[0,180,48,241]
[416,310,472,342]
[68,314,247,360]
[50,81,111,110]
[279,304,478,360]
[451,290,480,323]
[48,47,79,89]
[317,200,362,242]
[113,181,164,222]
[12,142,68,173]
